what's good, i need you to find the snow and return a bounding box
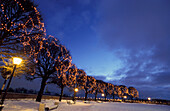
[2,99,170,111]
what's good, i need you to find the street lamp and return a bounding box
[123,96,127,102]
[124,96,127,99]
[148,97,151,101]
[73,88,79,101]
[0,57,22,109]
[74,88,78,92]
[13,57,22,65]
[101,93,105,97]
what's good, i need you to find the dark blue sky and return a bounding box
[1,0,170,100]
[35,0,121,77]
[33,0,170,100]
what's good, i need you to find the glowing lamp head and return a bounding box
[74,88,78,92]
[101,93,105,97]
[148,97,151,101]
[124,96,127,99]
[13,57,22,65]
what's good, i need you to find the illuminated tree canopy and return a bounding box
[0,0,45,57]
[83,76,96,101]
[93,80,105,101]
[119,85,129,99]
[128,87,139,98]
[26,36,72,102]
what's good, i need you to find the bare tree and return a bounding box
[93,80,105,101]
[0,0,45,57]
[128,87,139,99]
[104,83,114,101]
[83,76,96,101]
[67,68,87,101]
[112,85,121,99]
[0,0,45,97]
[25,36,72,102]
[107,83,114,97]
[119,85,129,100]
[76,69,87,89]
[66,64,78,101]
[49,59,72,102]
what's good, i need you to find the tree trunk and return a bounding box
[36,77,47,102]
[85,89,88,101]
[112,94,115,99]
[73,90,76,101]
[94,90,98,101]
[59,86,64,102]
[121,96,125,101]
[105,90,107,101]
[72,85,76,101]
[0,77,8,95]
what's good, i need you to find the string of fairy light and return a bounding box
[0,0,72,80]
[0,0,45,57]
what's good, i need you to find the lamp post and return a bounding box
[101,93,105,101]
[123,96,127,102]
[0,57,22,109]
[73,88,78,101]
[0,74,10,96]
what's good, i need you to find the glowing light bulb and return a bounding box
[74,88,78,92]
[148,97,151,101]
[124,96,127,99]
[13,57,22,65]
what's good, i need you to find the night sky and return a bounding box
[1,0,170,100]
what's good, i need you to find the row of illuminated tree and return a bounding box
[24,37,139,102]
[0,0,139,103]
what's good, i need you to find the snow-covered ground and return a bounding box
[2,99,170,111]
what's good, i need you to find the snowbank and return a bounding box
[2,99,170,111]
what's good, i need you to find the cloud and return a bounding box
[108,49,170,99]
[95,0,170,99]
[93,75,106,81]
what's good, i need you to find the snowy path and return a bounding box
[2,99,170,111]
[56,102,170,111]
[87,102,170,111]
